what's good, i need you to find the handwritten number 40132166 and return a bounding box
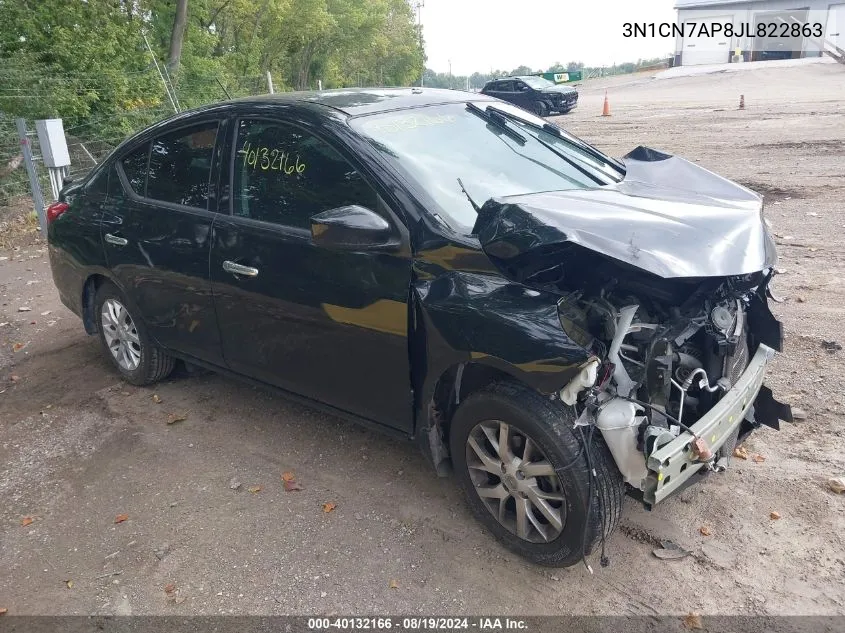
[239,141,306,175]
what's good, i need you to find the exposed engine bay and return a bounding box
[469,145,793,506]
[554,269,791,505]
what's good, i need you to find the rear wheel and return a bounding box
[95,282,175,386]
[534,101,549,117]
[450,381,624,567]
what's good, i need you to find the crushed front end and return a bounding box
[557,271,791,506]
[473,146,794,506]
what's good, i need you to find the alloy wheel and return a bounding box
[101,298,142,371]
[465,420,566,543]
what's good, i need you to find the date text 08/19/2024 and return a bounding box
[307,617,529,631]
[623,21,824,39]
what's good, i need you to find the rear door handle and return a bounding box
[104,233,128,246]
[222,260,259,277]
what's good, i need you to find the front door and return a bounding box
[210,117,413,431]
[102,119,224,364]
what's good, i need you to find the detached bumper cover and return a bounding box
[644,343,777,505]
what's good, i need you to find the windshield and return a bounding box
[485,101,626,181]
[520,76,554,89]
[351,103,618,232]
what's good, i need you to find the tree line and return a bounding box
[0,0,425,132]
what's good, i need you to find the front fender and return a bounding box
[413,271,590,411]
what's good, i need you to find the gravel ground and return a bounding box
[1,60,844,616]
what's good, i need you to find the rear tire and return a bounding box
[450,381,624,567]
[94,281,175,386]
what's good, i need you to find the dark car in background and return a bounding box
[481,75,578,116]
[47,88,791,568]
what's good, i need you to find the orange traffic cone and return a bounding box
[739,94,745,110]
[602,91,611,117]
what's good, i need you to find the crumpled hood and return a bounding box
[473,146,777,279]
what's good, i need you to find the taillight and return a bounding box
[46,201,69,224]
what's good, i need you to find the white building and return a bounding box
[674,0,844,65]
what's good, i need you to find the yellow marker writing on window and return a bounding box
[238,141,306,175]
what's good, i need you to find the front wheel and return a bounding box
[95,281,175,386]
[450,381,624,567]
[533,101,549,117]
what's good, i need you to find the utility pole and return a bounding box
[413,1,425,86]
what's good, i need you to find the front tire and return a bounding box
[95,281,175,386]
[450,381,623,567]
[533,101,549,117]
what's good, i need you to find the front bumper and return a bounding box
[643,343,775,505]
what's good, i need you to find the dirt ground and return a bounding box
[1,60,844,617]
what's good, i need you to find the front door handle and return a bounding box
[222,260,259,278]
[104,233,128,246]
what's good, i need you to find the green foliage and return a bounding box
[0,0,425,128]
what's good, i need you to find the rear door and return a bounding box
[495,80,517,106]
[102,118,225,364]
[210,114,414,431]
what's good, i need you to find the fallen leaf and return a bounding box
[699,526,711,537]
[9,375,19,382]
[683,612,703,630]
[164,583,176,594]
[167,412,187,425]
[322,502,337,513]
[152,394,162,404]
[21,516,33,527]
[114,514,129,524]
[65,580,73,589]
[0,608,7,615]
[732,445,748,460]
[388,579,399,589]
[828,477,845,494]
[248,486,262,494]
[284,480,304,492]
[12,342,25,352]
[770,511,781,520]
[281,471,295,482]
[752,454,766,463]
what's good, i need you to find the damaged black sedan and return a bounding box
[47,88,791,568]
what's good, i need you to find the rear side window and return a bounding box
[147,122,219,209]
[233,119,378,229]
[121,143,149,196]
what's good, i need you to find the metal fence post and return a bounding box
[15,118,47,236]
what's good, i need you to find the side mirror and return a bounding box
[310,205,396,251]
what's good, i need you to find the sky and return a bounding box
[419,0,678,75]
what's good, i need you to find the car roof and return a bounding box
[231,87,494,116]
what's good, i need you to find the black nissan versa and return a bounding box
[48,88,792,568]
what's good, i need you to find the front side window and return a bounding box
[352,103,619,232]
[233,119,378,229]
[147,122,219,209]
[121,143,149,196]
